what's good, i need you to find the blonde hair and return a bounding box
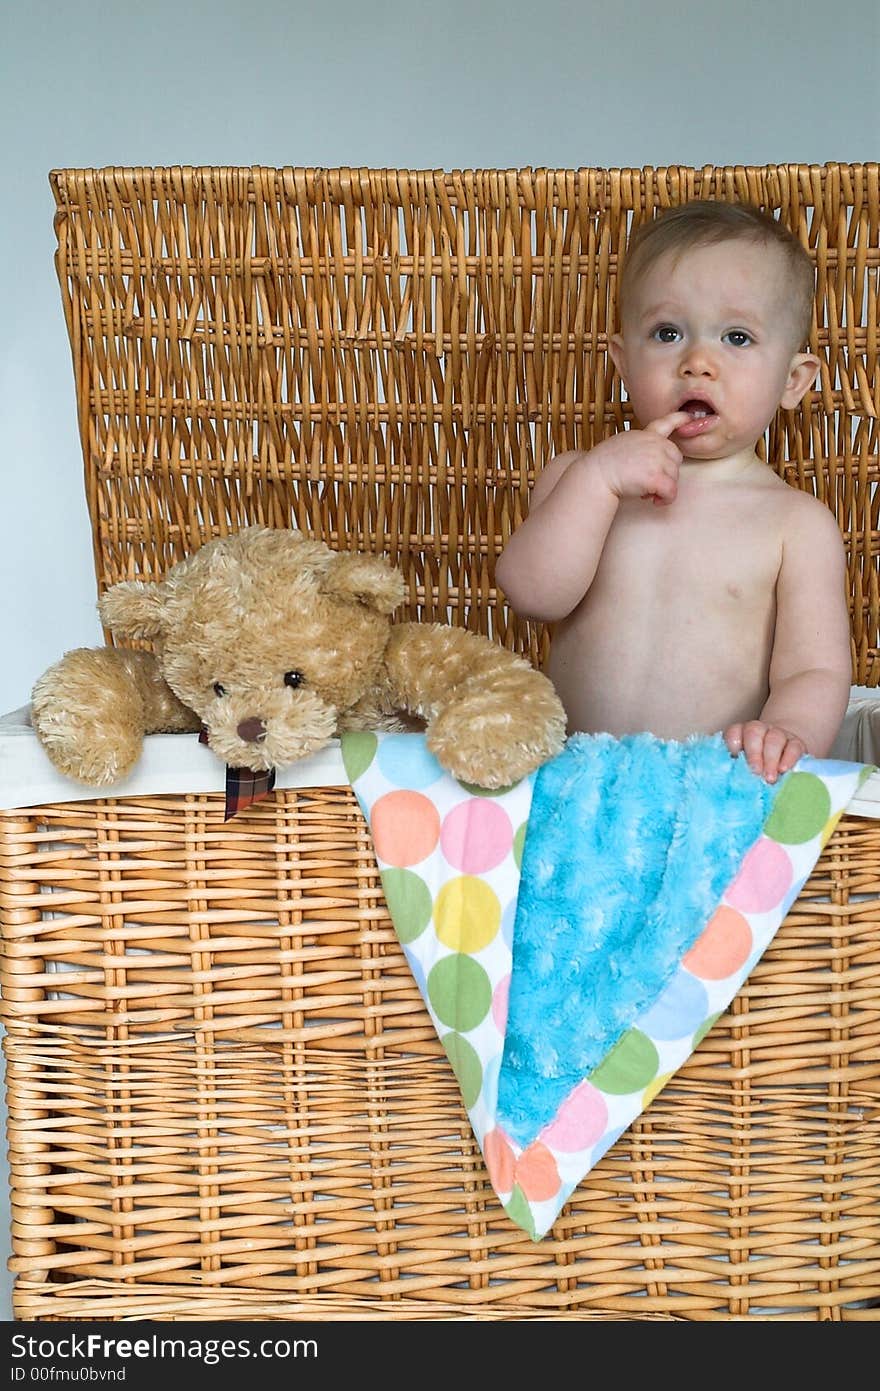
[618,200,815,350]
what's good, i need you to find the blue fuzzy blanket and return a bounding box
[498,733,778,1142]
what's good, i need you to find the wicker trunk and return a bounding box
[1,164,878,1321]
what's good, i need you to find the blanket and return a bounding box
[341,729,874,1240]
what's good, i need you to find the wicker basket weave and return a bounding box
[1,163,878,1321]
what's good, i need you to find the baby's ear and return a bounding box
[322,552,406,615]
[781,352,822,410]
[608,332,628,383]
[98,580,168,639]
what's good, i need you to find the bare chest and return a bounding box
[592,489,783,616]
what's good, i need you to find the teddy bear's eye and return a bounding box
[284,670,304,689]
[213,682,226,697]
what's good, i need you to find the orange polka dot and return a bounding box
[683,905,753,981]
[483,1128,515,1194]
[370,791,441,867]
[515,1142,560,1202]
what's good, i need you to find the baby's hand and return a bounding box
[724,721,807,785]
[591,410,691,507]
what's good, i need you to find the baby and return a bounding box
[496,200,852,784]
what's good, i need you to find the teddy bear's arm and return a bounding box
[378,622,567,788]
[32,647,200,787]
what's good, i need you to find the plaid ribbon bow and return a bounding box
[199,726,277,820]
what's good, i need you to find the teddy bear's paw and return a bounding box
[426,695,566,789]
[32,705,144,786]
[31,649,148,787]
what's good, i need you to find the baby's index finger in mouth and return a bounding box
[646,410,693,437]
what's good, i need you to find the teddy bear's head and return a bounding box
[98,528,405,771]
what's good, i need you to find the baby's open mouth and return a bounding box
[680,398,716,418]
[676,398,718,435]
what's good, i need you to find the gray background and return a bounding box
[1,0,878,1321]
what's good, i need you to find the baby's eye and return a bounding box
[284,670,305,689]
[651,324,682,343]
[723,330,753,347]
[213,682,227,698]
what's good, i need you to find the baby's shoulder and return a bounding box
[771,480,845,551]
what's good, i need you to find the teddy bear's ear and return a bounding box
[98,580,168,639]
[322,552,406,615]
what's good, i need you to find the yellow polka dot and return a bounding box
[434,876,501,954]
[819,812,842,850]
[642,1071,674,1107]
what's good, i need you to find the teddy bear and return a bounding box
[30,526,567,792]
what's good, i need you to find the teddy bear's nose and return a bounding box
[236,717,267,743]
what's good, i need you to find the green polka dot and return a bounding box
[427,953,492,1032]
[692,1011,723,1049]
[442,1031,483,1109]
[380,868,433,943]
[504,1184,537,1239]
[458,779,518,797]
[764,772,831,845]
[589,1029,659,1094]
[340,731,378,782]
[513,821,528,871]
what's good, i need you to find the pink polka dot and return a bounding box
[492,974,510,1032]
[542,1081,608,1153]
[440,799,514,874]
[684,906,753,980]
[371,791,440,867]
[725,836,793,913]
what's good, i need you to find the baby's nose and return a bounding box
[236,717,267,743]
[681,343,717,375]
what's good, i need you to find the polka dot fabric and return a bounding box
[342,731,535,1143]
[343,731,874,1241]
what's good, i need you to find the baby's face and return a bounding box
[610,239,818,461]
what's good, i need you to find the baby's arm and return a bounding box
[496,412,691,621]
[724,498,851,782]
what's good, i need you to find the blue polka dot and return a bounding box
[800,757,862,778]
[639,968,710,1041]
[779,873,810,918]
[377,733,444,789]
[481,1052,502,1109]
[590,1123,629,1166]
[405,947,429,1002]
[742,946,766,978]
[557,1176,581,1206]
[501,898,518,950]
